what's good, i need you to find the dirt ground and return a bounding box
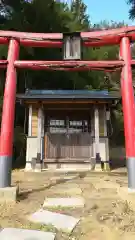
[1,169,135,239]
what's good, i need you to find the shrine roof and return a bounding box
[17,90,120,101]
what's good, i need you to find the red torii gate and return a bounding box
[0,27,135,191]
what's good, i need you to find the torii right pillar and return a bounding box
[120,37,135,192]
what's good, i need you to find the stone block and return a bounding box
[43,197,85,208]
[94,163,102,171]
[29,209,80,233]
[103,162,110,171]
[0,228,55,240]
[0,186,18,202]
[48,183,82,196]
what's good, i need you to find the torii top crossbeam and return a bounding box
[0,26,135,72]
[0,26,135,47]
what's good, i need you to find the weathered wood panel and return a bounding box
[46,133,91,161]
[68,133,91,159]
[99,106,105,136]
[46,134,67,159]
[32,107,38,136]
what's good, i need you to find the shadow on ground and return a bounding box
[18,171,88,201]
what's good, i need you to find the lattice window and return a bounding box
[49,118,66,133]
[69,119,89,133]
[46,117,90,134]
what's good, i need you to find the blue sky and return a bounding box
[84,0,135,26]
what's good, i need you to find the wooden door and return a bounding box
[44,111,92,162]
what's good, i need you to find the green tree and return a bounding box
[128,0,135,19]
[0,0,126,165]
[70,0,90,30]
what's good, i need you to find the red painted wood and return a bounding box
[0,40,19,156]
[0,60,8,68]
[14,60,123,71]
[120,37,135,157]
[0,26,134,47]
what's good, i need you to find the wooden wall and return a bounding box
[99,106,106,136]
[32,107,38,136]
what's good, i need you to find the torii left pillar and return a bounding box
[0,39,19,188]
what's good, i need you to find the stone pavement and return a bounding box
[0,228,55,240]
[0,174,84,239]
[29,180,84,233]
[43,197,84,208]
[29,209,80,233]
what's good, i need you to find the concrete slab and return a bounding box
[29,209,80,233]
[51,175,77,181]
[0,228,55,240]
[0,186,18,202]
[48,183,82,196]
[43,197,84,208]
[63,176,77,180]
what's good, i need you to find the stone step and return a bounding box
[43,197,84,208]
[47,183,82,196]
[29,209,80,233]
[0,228,55,240]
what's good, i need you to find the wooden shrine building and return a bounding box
[17,90,120,171]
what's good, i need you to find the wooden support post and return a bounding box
[44,114,49,169]
[41,108,45,169]
[41,108,44,162]
[36,107,43,171]
[104,105,110,171]
[25,104,33,171]
[44,134,47,162]
[94,106,101,171]
[28,105,32,136]
[104,105,107,137]
[66,116,69,162]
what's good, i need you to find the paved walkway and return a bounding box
[0,174,84,240]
